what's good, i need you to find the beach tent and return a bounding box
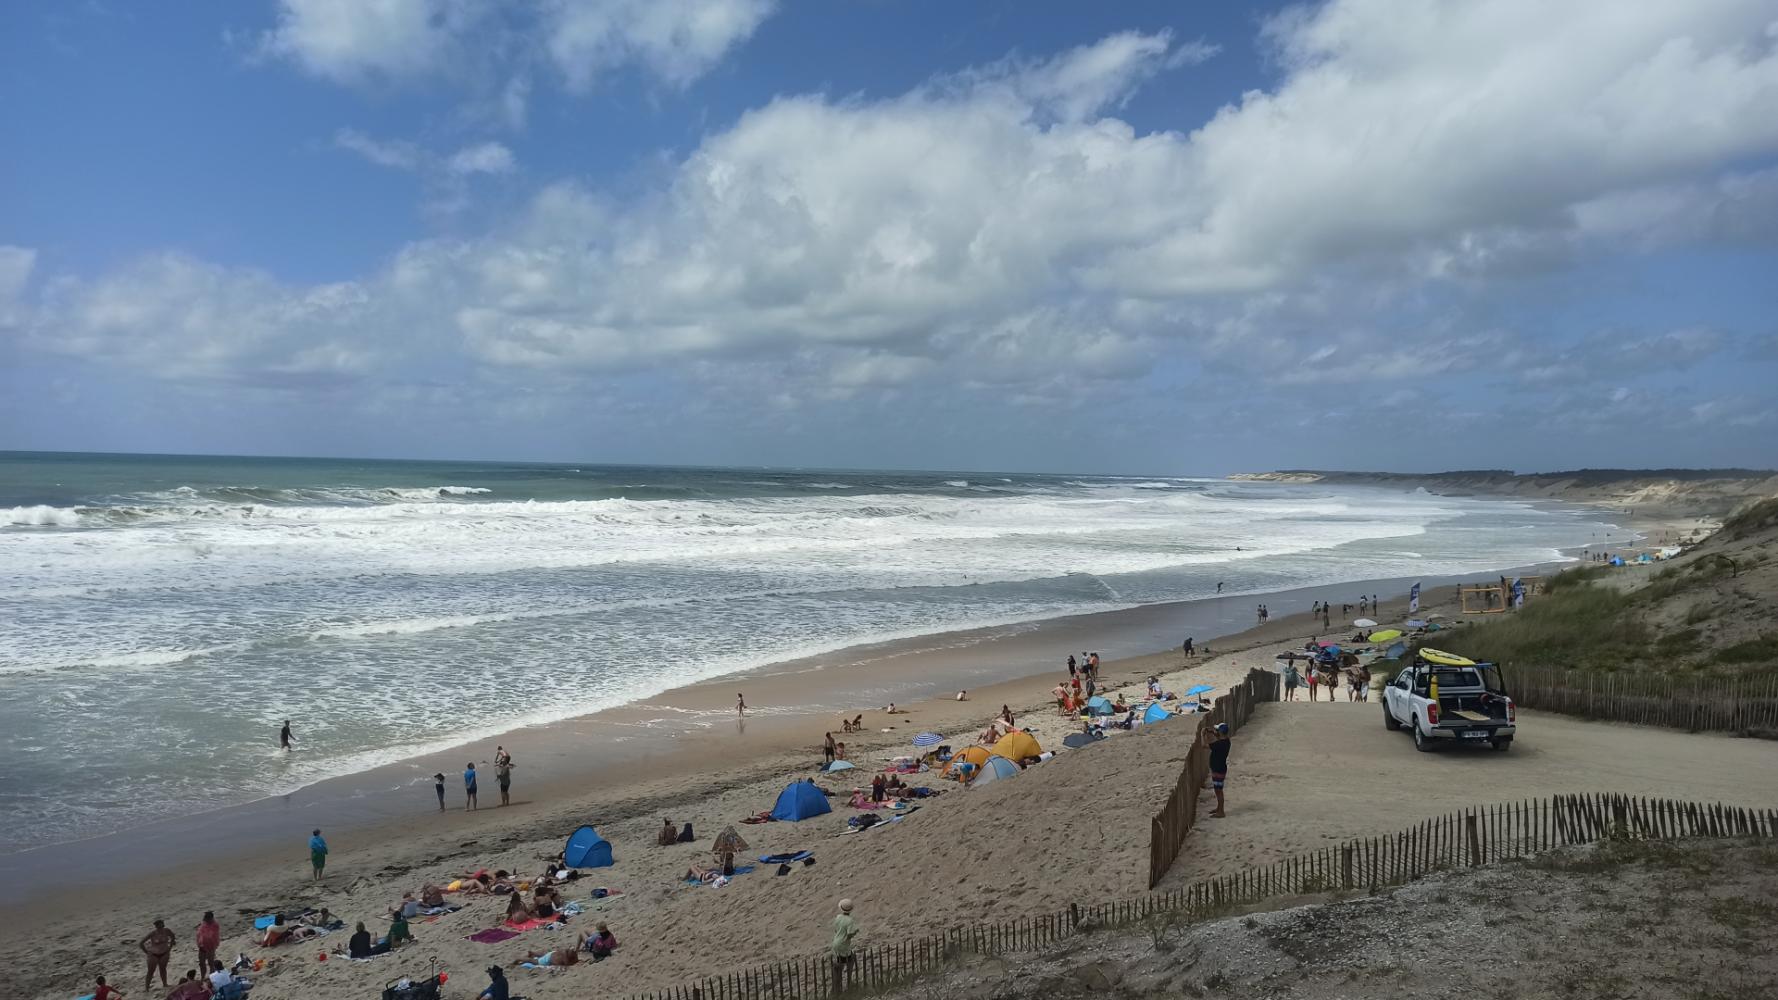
[1142,703,1171,725]
[1384,641,1408,660]
[990,731,1042,761]
[1368,629,1403,643]
[564,826,615,869]
[1061,733,1099,749]
[1084,695,1114,716]
[1353,617,1378,628]
[970,755,1021,786]
[824,760,856,772]
[771,780,833,821]
[941,745,993,778]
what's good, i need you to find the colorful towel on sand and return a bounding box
[503,916,556,932]
[467,928,519,944]
[758,850,813,865]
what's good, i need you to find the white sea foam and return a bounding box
[4,505,84,527]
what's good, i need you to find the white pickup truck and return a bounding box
[1382,648,1516,752]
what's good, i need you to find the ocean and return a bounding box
[0,452,1623,851]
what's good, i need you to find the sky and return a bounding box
[2,0,1776,475]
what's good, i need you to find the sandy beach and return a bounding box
[15,543,1755,1000]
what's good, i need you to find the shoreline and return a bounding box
[0,548,1595,907]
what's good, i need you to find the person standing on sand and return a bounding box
[309,828,328,879]
[1216,581,1223,593]
[737,692,747,716]
[1204,723,1231,817]
[495,746,514,807]
[830,899,860,989]
[195,911,220,977]
[140,918,175,990]
[1182,636,1194,658]
[464,762,479,810]
[823,732,836,765]
[1067,655,1077,679]
[434,772,446,811]
[1281,661,1301,701]
[279,720,294,751]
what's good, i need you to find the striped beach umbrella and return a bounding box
[912,732,945,748]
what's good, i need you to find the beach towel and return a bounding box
[467,928,519,944]
[739,811,776,825]
[758,850,814,865]
[419,905,461,916]
[503,917,556,932]
[253,915,278,930]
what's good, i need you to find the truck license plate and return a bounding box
[1461,730,1490,739]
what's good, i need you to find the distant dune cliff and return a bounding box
[1228,469,1778,519]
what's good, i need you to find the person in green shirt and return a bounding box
[385,913,413,950]
[830,899,859,988]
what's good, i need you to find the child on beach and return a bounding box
[434,772,446,811]
[308,829,328,879]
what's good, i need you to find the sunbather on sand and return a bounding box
[511,937,584,968]
[504,894,534,923]
[420,884,446,907]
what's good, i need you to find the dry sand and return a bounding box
[17,558,1767,1000]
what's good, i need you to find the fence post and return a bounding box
[1341,845,1353,889]
[1465,813,1481,866]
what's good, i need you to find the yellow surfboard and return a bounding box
[1419,648,1475,667]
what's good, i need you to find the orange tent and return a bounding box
[990,730,1042,761]
[941,745,992,779]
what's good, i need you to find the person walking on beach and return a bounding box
[1216,581,1223,593]
[141,918,175,990]
[464,762,479,810]
[279,720,294,751]
[1066,655,1077,679]
[308,829,328,879]
[737,692,747,717]
[434,772,446,811]
[195,911,220,978]
[1204,722,1231,817]
[1281,661,1301,701]
[1182,636,1194,658]
[830,899,860,989]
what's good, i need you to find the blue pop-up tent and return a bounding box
[1085,696,1114,716]
[564,825,614,868]
[771,780,833,821]
[1142,702,1171,725]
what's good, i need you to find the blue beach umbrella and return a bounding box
[1183,683,1215,697]
[825,760,857,772]
[912,732,944,748]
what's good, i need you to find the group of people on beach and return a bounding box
[94,912,255,1000]
[1279,648,1371,702]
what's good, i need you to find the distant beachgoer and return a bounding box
[871,774,886,803]
[348,922,373,960]
[737,693,747,717]
[195,911,220,975]
[167,969,208,1000]
[1311,601,1319,615]
[1205,723,1231,817]
[92,975,122,1000]
[494,747,514,807]
[830,899,860,988]
[823,732,836,764]
[1088,652,1099,677]
[279,720,294,751]
[512,941,581,968]
[1182,636,1194,657]
[479,965,511,1000]
[1281,662,1301,700]
[585,922,617,960]
[1067,656,1077,679]
[835,742,847,761]
[956,690,967,701]
[141,918,175,990]
[1371,594,1377,610]
[1216,581,1224,593]
[658,819,678,846]
[434,772,446,811]
[1000,705,1015,727]
[260,914,290,948]
[309,828,328,879]
[465,762,478,811]
[1306,666,1319,700]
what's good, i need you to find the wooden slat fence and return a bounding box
[1149,667,1280,888]
[627,793,1775,1000]
[1506,665,1778,734]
